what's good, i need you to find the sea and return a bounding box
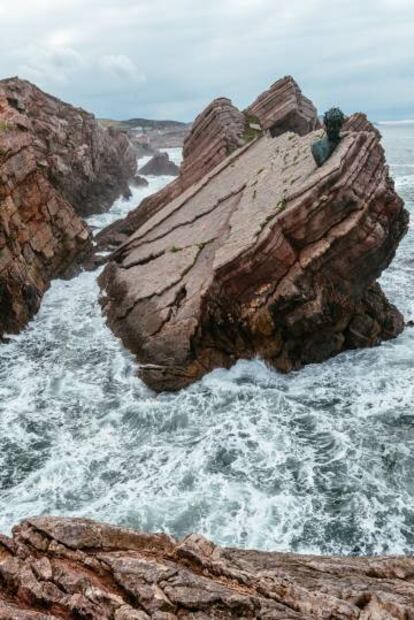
[0,130,413,556]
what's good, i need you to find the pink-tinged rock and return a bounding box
[0,77,137,338]
[1,516,414,618]
[99,121,408,391]
[246,75,320,136]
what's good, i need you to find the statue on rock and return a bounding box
[312,107,345,167]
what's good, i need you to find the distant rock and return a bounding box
[2,516,414,618]
[0,77,137,338]
[99,79,408,391]
[139,152,180,176]
[131,175,149,187]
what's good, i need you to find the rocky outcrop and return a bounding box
[1,516,414,619]
[180,98,247,187]
[0,78,136,338]
[95,77,317,252]
[1,78,137,217]
[100,117,408,391]
[139,153,179,176]
[246,76,320,137]
[0,94,91,337]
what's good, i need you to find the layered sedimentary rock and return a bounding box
[246,76,320,137]
[2,516,414,619]
[96,77,319,252]
[139,153,179,176]
[0,78,136,337]
[100,118,408,391]
[0,94,91,337]
[96,97,248,250]
[1,78,137,217]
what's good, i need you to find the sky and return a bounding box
[0,0,413,122]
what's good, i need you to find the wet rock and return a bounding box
[0,77,136,338]
[131,175,150,188]
[139,153,179,177]
[1,516,414,618]
[0,77,137,217]
[99,106,408,391]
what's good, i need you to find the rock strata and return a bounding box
[1,78,137,217]
[246,76,320,137]
[1,516,414,619]
[100,107,408,391]
[0,78,136,337]
[96,77,319,252]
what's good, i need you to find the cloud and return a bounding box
[15,45,84,84]
[0,0,413,121]
[98,54,145,83]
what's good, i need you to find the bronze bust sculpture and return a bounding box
[312,107,345,167]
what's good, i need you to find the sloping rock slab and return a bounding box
[100,123,408,391]
[95,77,318,252]
[1,516,414,618]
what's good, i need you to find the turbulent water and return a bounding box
[0,135,413,556]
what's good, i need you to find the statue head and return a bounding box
[323,107,345,144]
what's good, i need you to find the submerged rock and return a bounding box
[99,78,408,391]
[0,78,136,338]
[1,516,414,618]
[139,152,179,176]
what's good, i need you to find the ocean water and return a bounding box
[0,134,413,556]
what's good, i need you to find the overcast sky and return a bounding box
[0,0,413,122]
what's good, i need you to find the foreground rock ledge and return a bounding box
[100,120,408,391]
[1,517,414,619]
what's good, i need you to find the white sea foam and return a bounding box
[0,138,413,556]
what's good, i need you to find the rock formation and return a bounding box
[95,77,321,252]
[1,516,414,619]
[1,78,137,217]
[0,78,136,338]
[246,76,321,137]
[139,153,179,177]
[99,101,408,391]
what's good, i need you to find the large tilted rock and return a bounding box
[99,114,408,391]
[0,78,136,338]
[1,78,137,217]
[95,77,320,251]
[1,516,414,618]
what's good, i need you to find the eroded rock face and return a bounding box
[246,76,320,137]
[0,78,136,337]
[0,94,91,337]
[1,516,414,619]
[100,119,408,391]
[139,153,179,176]
[0,78,137,217]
